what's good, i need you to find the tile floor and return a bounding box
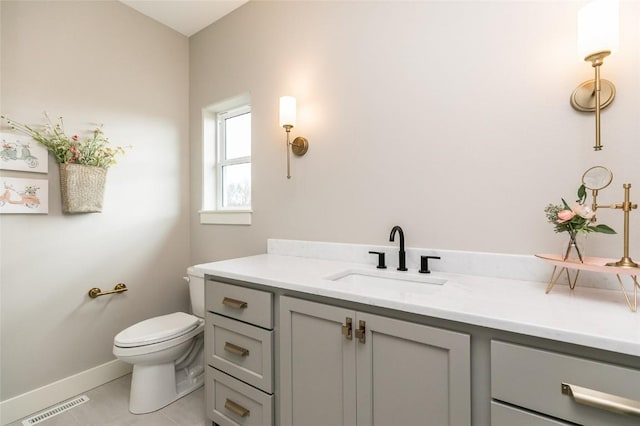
[7,374,208,426]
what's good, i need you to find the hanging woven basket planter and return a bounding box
[1,114,128,214]
[59,163,107,213]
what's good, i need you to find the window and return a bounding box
[201,95,252,225]
[218,106,251,208]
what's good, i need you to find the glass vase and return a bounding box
[562,232,585,263]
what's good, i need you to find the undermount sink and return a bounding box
[326,269,447,287]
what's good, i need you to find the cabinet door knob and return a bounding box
[342,317,353,340]
[355,320,366,344]
[224,342,250,357]
[562,382,640,416]
[224,398,250,417]
[222,297,248,309]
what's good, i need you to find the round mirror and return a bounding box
[582,166,613,190]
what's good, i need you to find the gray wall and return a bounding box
[0,1,190,399]
[190,1,640,264]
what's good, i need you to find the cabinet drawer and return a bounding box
[491,402,572,425]
[207,280,273,329]
[206,312,273,393]
[491,341,640,425]
[207,367,273,426]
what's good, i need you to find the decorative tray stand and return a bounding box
[536,254,640,312]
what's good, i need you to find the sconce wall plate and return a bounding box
[570,79,616,112]
[291,136,308,156]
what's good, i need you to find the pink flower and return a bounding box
[557,209,575,223]
[72,135,78,141]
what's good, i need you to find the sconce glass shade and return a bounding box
[577,0,619,60]
[279,96,297,128]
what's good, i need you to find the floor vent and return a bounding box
[22,395,90,426]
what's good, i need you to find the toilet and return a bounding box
[113,267,205,414]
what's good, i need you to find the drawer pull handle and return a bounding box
[224,342,250,357]
[562,382,640,416]
[222,297,248,309]
[225,398,250,417]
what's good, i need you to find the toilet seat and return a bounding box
[114,312,201,348]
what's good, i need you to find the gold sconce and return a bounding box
[279,96,309,179]
[570,0,619,151]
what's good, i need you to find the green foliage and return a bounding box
[545,185,616,236]
[1,113,128,168]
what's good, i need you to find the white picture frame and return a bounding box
[0,132,48,173]
[0,177,48,214]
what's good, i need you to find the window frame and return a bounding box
[200,94,252,225]
[216,105,251,211]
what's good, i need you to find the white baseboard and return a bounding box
[0,359,132,425]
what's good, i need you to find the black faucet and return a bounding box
[389,226,407,271]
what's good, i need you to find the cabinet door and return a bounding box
[356,312,471,426]
[279,296,357,426]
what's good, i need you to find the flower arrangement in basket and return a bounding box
[1,113,128,213]
[544,185,616,262]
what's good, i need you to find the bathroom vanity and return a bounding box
[199,240,640,426]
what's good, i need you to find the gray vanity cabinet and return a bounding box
[490,402,573,425]
[279,296,471,426]
[205,280,274,426]
[491,341,640,426]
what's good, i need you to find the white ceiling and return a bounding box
[119,0,249,37]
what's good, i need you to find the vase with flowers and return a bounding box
[1,113,127,213]
[545,185,616,263]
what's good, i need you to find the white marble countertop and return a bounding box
[194,240,640,357]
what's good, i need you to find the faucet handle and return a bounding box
[419,255,441,274]
[368,251,387,269]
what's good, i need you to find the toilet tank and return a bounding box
[186,267,205,318]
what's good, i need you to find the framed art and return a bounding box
[0,177,48,214]
[0,132,48,173]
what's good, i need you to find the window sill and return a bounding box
[199,210,252,225]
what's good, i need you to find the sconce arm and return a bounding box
[282,124,308,179]
[570,50,616,151]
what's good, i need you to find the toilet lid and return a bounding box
[114,312,200,347]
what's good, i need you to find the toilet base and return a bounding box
[129,356,204,414]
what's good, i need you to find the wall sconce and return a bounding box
[279,96,309,179]
[570,0,619,151]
